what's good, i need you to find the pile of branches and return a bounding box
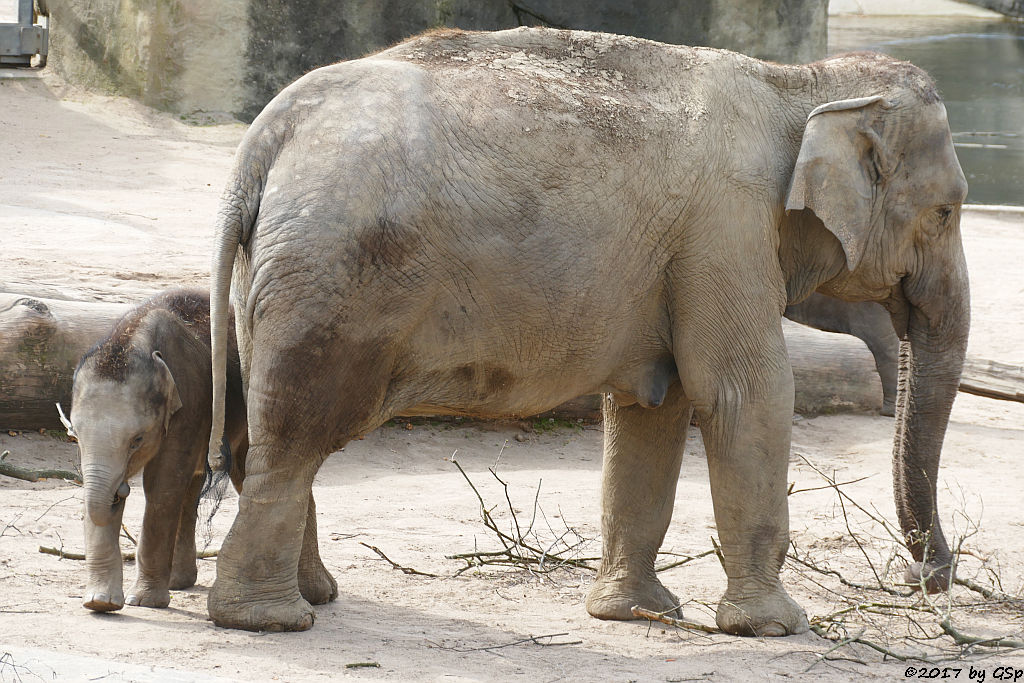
[395,445,1024,665]
[783,456,1024,665]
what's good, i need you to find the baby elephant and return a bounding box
[68,289,249,611]
[68,289,336,612]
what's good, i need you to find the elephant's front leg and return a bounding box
[692,348,809,636]
[297,494,338,605]
[586,382,691,620]
[127,453,200,607]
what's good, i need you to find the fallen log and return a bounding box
[0,450,82,483]
[959,357,1024,402]
[0,294,129,430]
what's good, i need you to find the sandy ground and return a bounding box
[2,68,1024,682]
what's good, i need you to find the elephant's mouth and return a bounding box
[113,481,130,507]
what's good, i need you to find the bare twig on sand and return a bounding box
[360,542,439,577]
[656,549,716,572]
[0,450,82,484]
[429,632,582,652]
[121,524,138,546]
[630,606,721,634]
[38,546,218,561]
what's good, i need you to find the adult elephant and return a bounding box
[207,28,969,634]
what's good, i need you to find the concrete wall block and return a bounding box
[47,0,828,120]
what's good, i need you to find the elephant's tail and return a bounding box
[207,149,262,473]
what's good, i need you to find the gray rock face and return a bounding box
[963,0,1024,17]
[48,0,828,120]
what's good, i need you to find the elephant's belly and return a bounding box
[388,347,679,420]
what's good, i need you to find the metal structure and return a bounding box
[0,0,47,67]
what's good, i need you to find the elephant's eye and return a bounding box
[128,435,144,451]
[936,205,954,223]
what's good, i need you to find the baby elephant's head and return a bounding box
[70,348,181,526]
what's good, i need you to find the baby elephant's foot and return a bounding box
[208,580,315,632]
[83,588,124,613]
[881,398,897,418]
[169,563,198,590]
[716,587,808,636]
[586,574,680,621]
[298,563,338,606]
[125,583,171,608]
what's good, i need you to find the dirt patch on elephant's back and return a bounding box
[1,69,1024,681]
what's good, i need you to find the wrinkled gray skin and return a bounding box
[786,293,900,416]
[207,28,969,634]
[71,290,336,612]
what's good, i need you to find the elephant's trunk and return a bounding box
[891,254,970,592]
[78,448,132,611]
[82,462,130,527]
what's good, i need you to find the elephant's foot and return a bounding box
[208,579,314,632]
[169,563,198,590]
[83,585,124,613]
[905,561,951,594]
[298,562,338,606]
[715,588,808,636]
[125,582,171,608]
[881,398,897,417]
[586,574,680,621]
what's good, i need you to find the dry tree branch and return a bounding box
[446,452,597,574]
[793,458,1024,663]
[32,495,80,524]
[360,542,439,577]
[655,549,715,572]
[38,545,217,561]
[787,544,912,598]
[429,632,582,652]
[809,624,919,662]
[630,606,721,634]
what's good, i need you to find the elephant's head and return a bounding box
[71,349,182,527]
[781,75,969,592]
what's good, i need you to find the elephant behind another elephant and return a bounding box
[68,289,337,612]
[785,293,900,416]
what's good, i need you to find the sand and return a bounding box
[1,68,1023,682]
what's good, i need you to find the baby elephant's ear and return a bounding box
[785,95,891,272]
[152,351,182,432]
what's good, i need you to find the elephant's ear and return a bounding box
[152,350,182,432]
[785,95,892,271]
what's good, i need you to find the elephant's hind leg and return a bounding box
[168,472,205,590]
[207,438,322,632]
[586,381,691,621]
[208,326,390,631]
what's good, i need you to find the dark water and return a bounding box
[830,16,1024,206]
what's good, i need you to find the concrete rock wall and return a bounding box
[47,0,828,120]
[48,0,247,113]
[964,0,1024,17]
